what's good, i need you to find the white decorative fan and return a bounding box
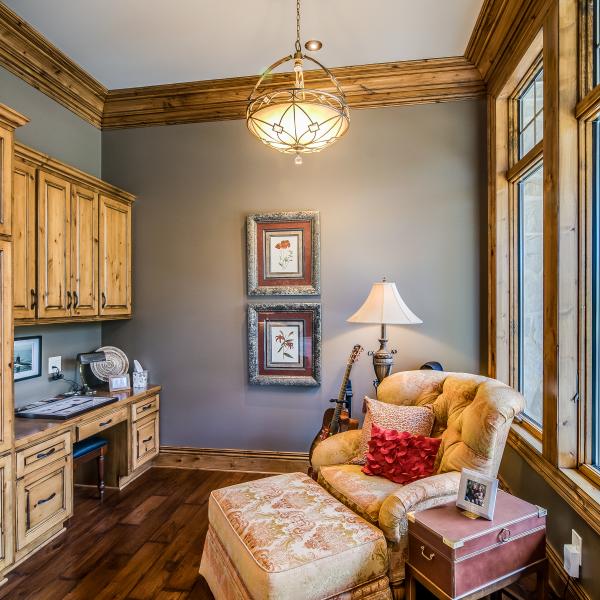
[91,346,129,382]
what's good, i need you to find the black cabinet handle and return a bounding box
[99,419,112,427]
[26,490,31,530]
[142,436,153,444]
[140,404,153,412]
[66,291,72,310]
[101,292,107,309]
[35,492,56,507]
[73,291,79,308]
[36,447,56,460]
[30,289,37,309]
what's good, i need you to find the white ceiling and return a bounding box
[4,0,484,89]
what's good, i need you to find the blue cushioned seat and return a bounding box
[73,436,108,459]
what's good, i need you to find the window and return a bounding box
[518,165,544,427]
[592,118,600,469]
[518,69,543,158]
[595,0,600,87]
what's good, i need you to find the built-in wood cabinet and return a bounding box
[12,161,36,319]
[0,453,14,573]
[12,143,135,324]
[99,195,131,316]
[0,240,13,455]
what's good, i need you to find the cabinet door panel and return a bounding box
[13,161,36,319]
[0,125,13,236]
[99,195,131,316]
[38,171,71,318]
[71,185,98,317]
[0,241,12,454]
[0,454,14,572]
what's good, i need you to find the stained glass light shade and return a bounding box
[246,55,350,158]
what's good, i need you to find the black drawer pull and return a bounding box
[99,419,113,427]
[30,289,37,309]
[35,492,57,507]
[420,546,435,561]
[140,403,153,412]
[36,447,56,460]
[101,292,107,309]
[142,436,153,444]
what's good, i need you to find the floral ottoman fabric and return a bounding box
[199,472,391,600]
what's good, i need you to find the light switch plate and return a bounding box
[48,356,61,375]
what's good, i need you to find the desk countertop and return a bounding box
[14,385,162,447]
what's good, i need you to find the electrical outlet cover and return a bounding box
[48,356,62,374]
[572,529,582,551]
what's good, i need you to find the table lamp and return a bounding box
[347,278,422,384]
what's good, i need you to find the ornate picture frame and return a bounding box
[247,211,320,295]
[248,303,321,386]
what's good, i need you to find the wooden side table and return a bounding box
[405,490,548,600]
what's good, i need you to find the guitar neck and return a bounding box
[330,362,354,430]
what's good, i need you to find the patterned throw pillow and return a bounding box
[362,424,442,485]
[350,397,435,465]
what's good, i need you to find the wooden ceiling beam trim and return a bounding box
[102,57,485,129]
[466,0,553,94]
[0,3,106,128]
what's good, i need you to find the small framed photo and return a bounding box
[247,211,320,295]
[14,336,42,382]
[247,303,321,386]
[456,468,499,520]
[109,374,131,392]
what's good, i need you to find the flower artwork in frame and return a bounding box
[248,303,321,386]
[247,211,320,295]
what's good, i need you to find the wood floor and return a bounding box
[0,468,265,600]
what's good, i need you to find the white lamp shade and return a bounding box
[347,281,423,325]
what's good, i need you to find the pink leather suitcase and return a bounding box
[407,490,546,598]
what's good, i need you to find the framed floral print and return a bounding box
[247,211,320,295]
[248,303,321,386]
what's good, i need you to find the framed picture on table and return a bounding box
[246,211,320,295]
[247,303,321,386]
[456,468,499,520]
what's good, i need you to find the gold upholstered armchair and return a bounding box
[311,370,524,598]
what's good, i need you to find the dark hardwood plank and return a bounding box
[0,468,266,600]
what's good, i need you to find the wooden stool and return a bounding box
[73,436,108,500]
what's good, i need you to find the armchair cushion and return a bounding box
[318,464,402,524]
[310,429,362,473]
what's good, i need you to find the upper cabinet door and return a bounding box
[13,161,37,320]
[0,241,12,454]
[0,125,13,237]
[99,195,131,316]
[37,171,71,319]
[71,185,98,317]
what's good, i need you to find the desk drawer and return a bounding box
[77,407,128,441]
[16,432,71,479]
[132,412,159,470]
[131,395,159,421]
[16,456,73,551]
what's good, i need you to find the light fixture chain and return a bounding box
[295,0,302,53]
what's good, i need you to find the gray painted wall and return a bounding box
[500,447,600,598]
[101,100,486,452]
[14,323,102,408]
[0,68,101,176]
[0,64,103,406]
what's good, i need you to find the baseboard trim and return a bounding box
[156,446,309,474]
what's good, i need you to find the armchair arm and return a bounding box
[378,471,461,544]
[310,429,362,473]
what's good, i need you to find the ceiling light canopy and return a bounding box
[246,0,350,164]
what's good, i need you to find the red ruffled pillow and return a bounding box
[362,424,442,485]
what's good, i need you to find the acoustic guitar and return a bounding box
[308,344,363,467]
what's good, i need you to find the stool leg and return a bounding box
[97,449,105,501]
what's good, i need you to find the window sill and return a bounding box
[507,424,600,535]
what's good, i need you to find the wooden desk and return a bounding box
[10,385,161,568]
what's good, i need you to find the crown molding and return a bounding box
[102,56,484,129]
[466,0,552,94]
[0,102,28,130]
[0,2,106,128]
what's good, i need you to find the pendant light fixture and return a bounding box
[246,0,350,165]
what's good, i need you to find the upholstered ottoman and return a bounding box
[200,472,391,600]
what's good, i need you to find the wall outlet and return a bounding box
[48,356,62,375]
[563,529,582,578]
